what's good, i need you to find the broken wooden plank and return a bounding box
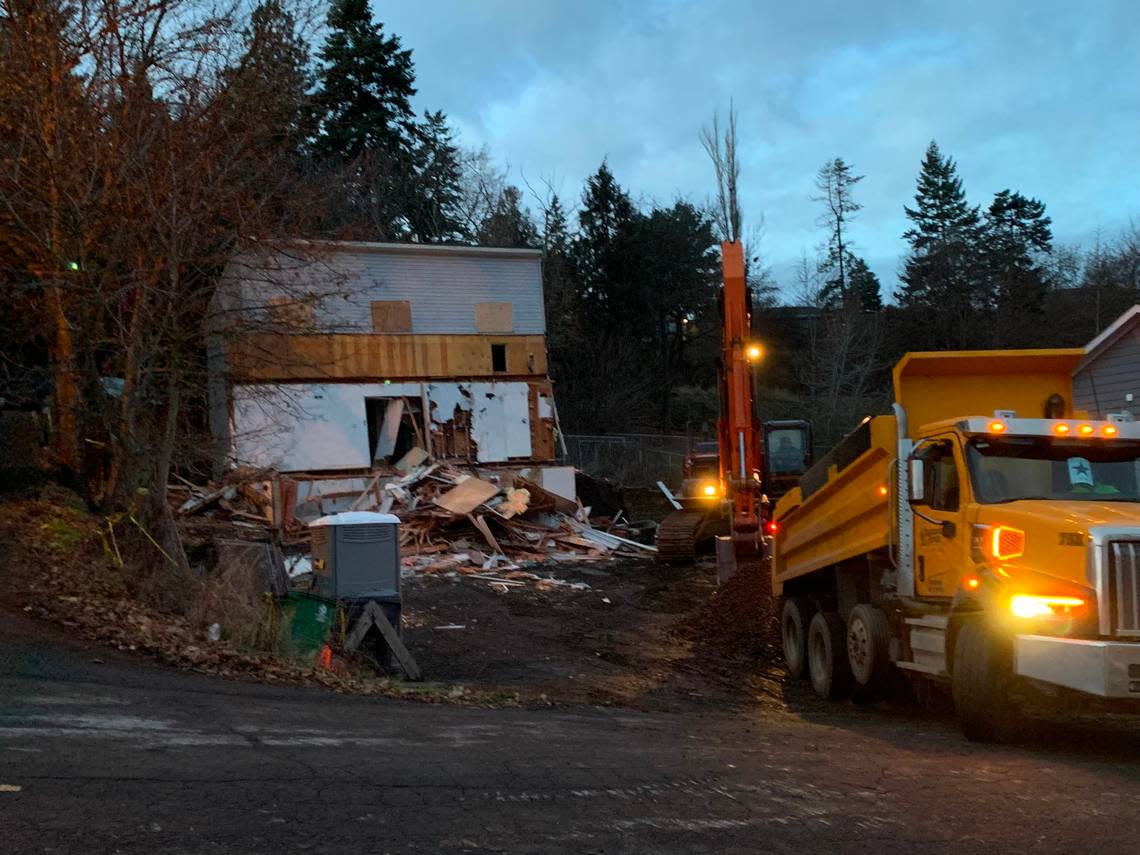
[467,513,503,554]
[374,398,404,461]
[178,485,236,515]
[364,601,422,681]
[393,446,428,473]
[350,475,383,511]
[435,477,499,515]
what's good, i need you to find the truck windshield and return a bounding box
[966,436,1140,504]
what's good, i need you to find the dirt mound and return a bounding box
[682,560,781,666]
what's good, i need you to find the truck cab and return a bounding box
[771,349,1140,740]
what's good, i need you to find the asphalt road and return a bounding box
[4,610,1140,854]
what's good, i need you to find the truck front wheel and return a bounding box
[808,612,852,701]
[780,597,813,680]
[952,620,1016,742]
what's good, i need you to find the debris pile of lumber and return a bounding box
[361,459,658,578]
[168,455,657,574]
[167,469,283,545]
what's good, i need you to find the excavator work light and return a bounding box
[746,344,764,362]
[702,483,718,497]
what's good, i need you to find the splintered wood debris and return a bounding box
[169,455,656,594]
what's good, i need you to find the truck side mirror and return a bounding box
[908,457,927,506]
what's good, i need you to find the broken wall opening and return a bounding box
[365,396,426,466]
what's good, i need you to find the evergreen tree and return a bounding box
[311,0,417,161]
[632,201,719,429]
[847,256,882,311]
[225,0,312,151]
[573,161,636,311]
[540,193,581,406]
[409,110,465,241]
[476,186,538,248]
[983,189,1052,273]
[542,194,571,256]
[897,141,984,346]
[310,0,419,238]
[982,189,1053,344]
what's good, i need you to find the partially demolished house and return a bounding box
[208,241,560,474]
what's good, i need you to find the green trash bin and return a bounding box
[283,592,336,660]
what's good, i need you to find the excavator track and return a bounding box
[655,509,711,563]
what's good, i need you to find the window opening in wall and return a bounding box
[365,396,425,465]
[491,343,507,373]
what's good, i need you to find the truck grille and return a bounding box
[1108,541,1140,636]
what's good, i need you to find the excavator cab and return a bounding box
[762,420,813,502]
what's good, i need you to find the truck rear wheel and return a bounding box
[780,597,813,680]
[808,612,852,701]
[846,604,891,690]
[952,620,1016,743]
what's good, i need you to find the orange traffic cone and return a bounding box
[318,644,333,670]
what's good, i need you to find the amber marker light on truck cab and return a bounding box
[989,420,1007,433]
[1078,424,1095,436]
[1104,424,1119,437]
[1054,423,1071,435]
[990,525,1025,560]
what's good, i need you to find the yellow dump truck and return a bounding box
[772,349,1140,740]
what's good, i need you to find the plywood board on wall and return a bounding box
[229,334,548,381]
[371,300,412,332]
[475,302,514,334]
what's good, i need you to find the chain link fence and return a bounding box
[561,433,708,488]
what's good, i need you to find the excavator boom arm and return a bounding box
[717,240,762,534]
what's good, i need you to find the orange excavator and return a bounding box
[655,240,811,561]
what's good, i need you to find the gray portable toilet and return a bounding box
[309,511,401,603]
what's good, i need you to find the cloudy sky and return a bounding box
[381,0,1139,300]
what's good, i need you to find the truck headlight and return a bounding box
[1009,594,1085,620]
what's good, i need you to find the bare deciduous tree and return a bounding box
[1,0,330,588]
[700,104,741,244]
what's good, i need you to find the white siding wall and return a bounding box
[226,245,545,334]
[231,381,535,471]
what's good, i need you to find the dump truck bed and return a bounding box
[771,415,897,596]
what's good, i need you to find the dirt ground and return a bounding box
[0,485,789,711]
[402,555,788,711]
